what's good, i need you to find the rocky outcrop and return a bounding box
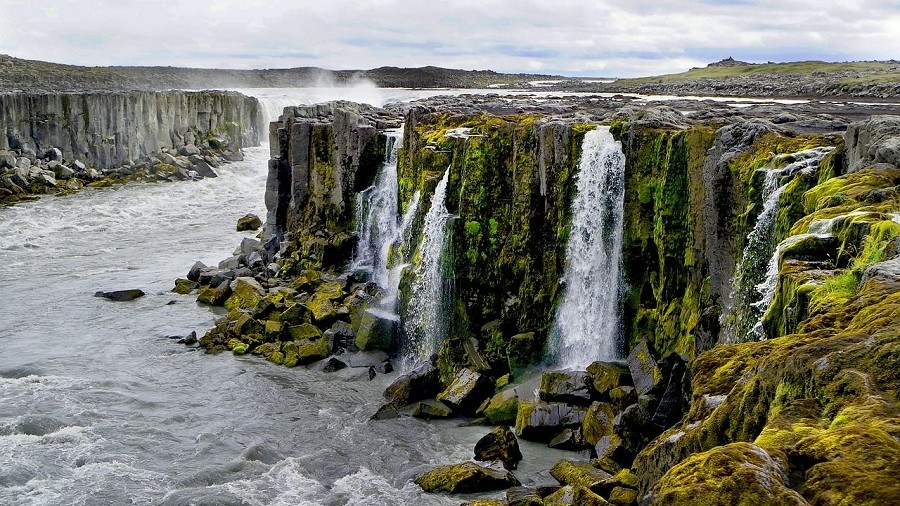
[844,115,900,173]
[0,91,261,169]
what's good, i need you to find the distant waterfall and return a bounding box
[551,127,626,369]
[404,168,454,367]
[722,146,833,342]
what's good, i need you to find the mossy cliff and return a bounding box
[0,91,262,169]
[632,117,900,505]
[250,103,900,503]
[397,107,592,368]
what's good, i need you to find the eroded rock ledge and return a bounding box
[0,90,262,204]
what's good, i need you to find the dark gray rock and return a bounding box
[412,401,453,420]
[515,400,587,442]
[539,370,593,405]
[353,308,399,352]
[383,362,441,407]
[437,368,494,416]
[845,115,900,173]
[626,339,663,397]
[94,289,145,301]
[507,486,544,506]
[474,426,523,470]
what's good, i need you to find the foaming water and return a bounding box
[551,127,626,368]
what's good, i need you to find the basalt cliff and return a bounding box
[181,91,900,505]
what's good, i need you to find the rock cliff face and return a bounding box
[0,91,262,169]
[250,97,899,505]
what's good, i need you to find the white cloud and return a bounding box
[0,0,897,77]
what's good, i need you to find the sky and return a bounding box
[1,0,898,78]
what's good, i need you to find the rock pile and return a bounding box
[0,142,242,205]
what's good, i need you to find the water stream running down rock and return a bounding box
[402,168,454,369]
[722,146,834,342]
[351,129,403,287]
[550,127,626,369]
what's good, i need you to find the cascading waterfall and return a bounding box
[722,146,834,342]
[551,127,626,369]
[404,168,454,367]
[352,130,402,285]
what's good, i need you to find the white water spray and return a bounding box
[551,127,626,368]
[404,169,454,367]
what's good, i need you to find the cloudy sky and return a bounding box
[1,0,898,77]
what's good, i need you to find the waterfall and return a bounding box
[551,127,626,369]
[723,146,833,342]
[404,168,454,367]
[352,130,402,285]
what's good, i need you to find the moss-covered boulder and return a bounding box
[644,443,805,506]
[507,332,540,371]
[539,370,593,405]
[474,425,523,470]
[173,278,198,294]
[414,461,520,494]
[354,309,399,352]
[412,401,453,420]
[437,368,494,416]
[236,213,262,231]
[233,312,264,336]
[383,362,441,407]
[304,293,338,324]
[287,334,333,365]
[586,361,633,398]
[626,340,663,397]
[482,388,519,425]
[506,486,544,506]
[550,459,615,496]
[224,277,266,311]
[582,402,618,447]
[289,323,322,341]
[197,280,231,306]
[543,485,610,506]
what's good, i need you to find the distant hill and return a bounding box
[0,54,562,92]
[590,60,900,98]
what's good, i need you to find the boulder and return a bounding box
[284,333,333,365]
[548,428,587,451]
[353,308,399,352]
[474,426,523,470]
[593,434,633,471]
[550,459,616,496]
[383,362,441,407]
[414,461,520,494]
[507,332,538,371]
[582,402,618,447]
[304,293,338,324]
[626,340,663,397]
[437,368,494,416]
[412,401,453,420]
[236,212,261,233]
[344,350,391,368]
[289,323,322,341]
[613,404,653,454]
[173,278,198,294]
[539,370,593,405]
[650,358,688,429]
[482,388,519,425]
[845,115,900,173]
[192,158,218,178]
[506,487,544,506]
[224,277,266,311]
[608,487,638,506]
[515,399,587,442]
[316,280,345,300]
[94,289,145,301]
[233,313,263,336]
[643,443,806,506]
[179,144,201,156]
[608,386,638,409]
[586,361,633,398]
[320,357,347,372]
[543,485,610,506]
[52,164,75,180]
